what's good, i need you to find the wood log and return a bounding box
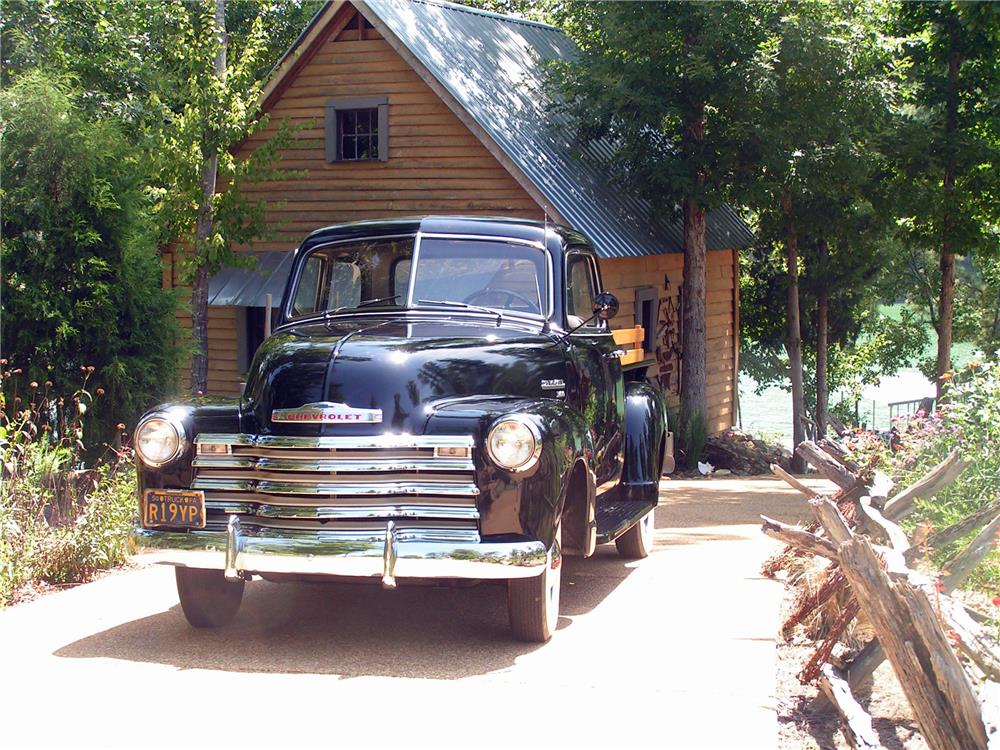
[811,496,854,545]
[936,595,1000,682]
[825,411,848,437]
[818,438,862,473]
[942,513,1000,593]
[818,663,886,750]
[858,497,911,554]
[797,441,860,489]
[882,448,965,521]
[908,501,1000,564]
[771,463,821,500]
[838,538,987,750]
[761,516,838,561]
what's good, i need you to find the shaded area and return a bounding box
[54,552,633,679]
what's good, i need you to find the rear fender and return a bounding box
[621,382,668,503]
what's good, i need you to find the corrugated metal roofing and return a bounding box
[208,251,293,307]
[360,0,753,257]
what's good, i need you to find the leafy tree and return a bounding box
[743,1,895,459]
[887,2,1000,398]
[0,73,178,446]
[549,1,772,436]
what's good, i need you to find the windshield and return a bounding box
[289,235,548,318]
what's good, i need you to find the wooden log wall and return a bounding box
[604,249,736,433]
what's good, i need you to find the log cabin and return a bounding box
[165,0,753,435]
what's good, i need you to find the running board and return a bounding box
[595,499,657,545]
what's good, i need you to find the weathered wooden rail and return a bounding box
[762,440,999,750]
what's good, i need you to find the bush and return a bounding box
[863,360,1000,592]
[0,371,136,606]
[0,71,179,451]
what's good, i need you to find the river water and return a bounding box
[737,369,937,448]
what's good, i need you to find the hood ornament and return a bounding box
[272,401,383,424]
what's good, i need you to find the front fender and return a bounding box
[621,382,668,503]
[426,397,593,549]
[135,397,241,492]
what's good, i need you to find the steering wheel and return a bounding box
[463,288,540,314]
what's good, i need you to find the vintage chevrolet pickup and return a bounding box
[133,216,667,641]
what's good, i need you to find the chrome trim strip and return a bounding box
[195,433,475,450]
[405,230,422,308]
[224,515,241,581]
[382,520,397,589]
[131,526,547,580]
[192,455,475,472]
[192,478,479,497]
[250,504,480,520]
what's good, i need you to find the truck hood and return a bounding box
[242,314,569,435]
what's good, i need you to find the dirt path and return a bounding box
[0,477,833,750]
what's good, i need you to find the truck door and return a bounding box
[565,251,625,492]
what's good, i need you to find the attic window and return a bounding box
[325,97,389,163]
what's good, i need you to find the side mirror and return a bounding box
[592,292,620,321]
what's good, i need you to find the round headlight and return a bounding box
[135,415,186,467]
[487,416,541,472]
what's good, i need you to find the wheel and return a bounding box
[175,567,245,628]
[464,288,540,314]
[508,527,562,642]
[615,509,655,559]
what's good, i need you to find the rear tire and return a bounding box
[508,527,561,642]
[615,509,655,559]
[175,567,245,628]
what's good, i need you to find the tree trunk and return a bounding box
[936,34,960,401]
[190,0,227,395]
[682,195,707,429]
[783,190,806,472]
[816,239,829,439]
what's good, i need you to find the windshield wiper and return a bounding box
[417,299,502,325]
[357,295,400,308]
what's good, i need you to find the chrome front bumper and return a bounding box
[131,517,547,588]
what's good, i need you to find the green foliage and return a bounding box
[878,361,1000,592]
[549,1,773,214]
[0,72,179,447]
[0,373,136,606]
[669,404,708,470]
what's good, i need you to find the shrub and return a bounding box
[0,370,136,606]
[0,71,179,451]
[875,360,1000,591]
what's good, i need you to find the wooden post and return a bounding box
[839,538,987,750]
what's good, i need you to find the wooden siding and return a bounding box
[604,249,737,434]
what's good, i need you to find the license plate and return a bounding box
[142,489,205,529]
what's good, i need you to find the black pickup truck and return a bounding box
[133,216,668,642]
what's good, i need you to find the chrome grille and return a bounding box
[193,433,479,528]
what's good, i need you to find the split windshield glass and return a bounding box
[289,235,548,318]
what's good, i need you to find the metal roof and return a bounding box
[359,0,753,258]
[208,251,294,307]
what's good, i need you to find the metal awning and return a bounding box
[208,251,294,307]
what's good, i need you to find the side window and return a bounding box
[292,255,323,317]
[566,253,599,328]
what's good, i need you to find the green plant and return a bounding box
[0,368,136,606]
[884,360,1000,592]
[669,404,708,470]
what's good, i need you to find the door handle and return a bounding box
[604,349,626,359]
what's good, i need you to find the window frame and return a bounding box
[325,96,389,163]
[564,249,604,332]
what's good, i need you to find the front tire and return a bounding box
[175,567,245,628]
[615,509,655,559]
[508,529,561,642]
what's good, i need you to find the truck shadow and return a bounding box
[53,548,636,679]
